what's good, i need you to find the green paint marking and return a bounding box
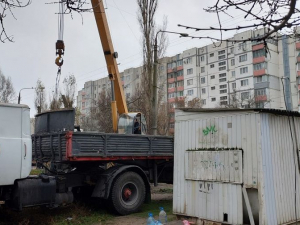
[203,125,217,136]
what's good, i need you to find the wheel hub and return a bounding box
[123,188,132,199]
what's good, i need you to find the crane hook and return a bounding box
[55,40,65,67]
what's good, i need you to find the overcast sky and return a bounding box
[0,0,253,117]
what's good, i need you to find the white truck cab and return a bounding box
[0,103,32,186]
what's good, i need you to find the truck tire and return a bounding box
[110,171,146,215]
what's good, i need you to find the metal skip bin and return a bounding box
[173,108,300,225]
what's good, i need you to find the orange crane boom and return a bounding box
[91,0,128,132]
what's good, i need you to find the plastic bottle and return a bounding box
[158,207,167,224]
[147,212,156,225]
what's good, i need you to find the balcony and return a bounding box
[252,43,264,51]
[177,66,183,71]
[177,96,185,101]
[167,68,173,73]
[177,86,184,91]
[297,56,300,63]
[298,71,300,77]
[168,98,175,103]
[255,95,267,102]
[298,84,300,90]
[168,78,175,83]
[177,75,184,81]
[253,56,265,64]
[254,69,266,76]
[169,118,175,123]
[169,128,174,134]
[296,42,300,50]
[168,87,176,93]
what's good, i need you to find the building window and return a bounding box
[177,80,184,87]
[220,84,227,89]
[219,78,227,82]
[240,67,248,74]
[186,57,192,64]
[187,89,194,96]
[126,75,131,81]
[232,82,236,89]
[238,42,247,50]
[220,96,227,100]
[255,75,268,83]
[232,71,236,77]
[177,91,184,97]
[201,77,205,84]
[219,66,226,71]
[231,59,235,66]
[177,60,183,66]
[211,86,215,90]
[201,67,205,73]
[168,83,175,88]
[220,101,228,105]
[210,53,214,57]
[230,47,234,54]
[218,50,225,55]
[241,79,249,86]
[218,55,226,60]
[211,98,216,102]
[126,93,131,99]
[219,61,226,66]
[220,89,227,94]
[201,99,206,105]
[256,102,265,108]
[239,54,247,62]
[168,93,175,98]
[210,64,215,68]
[253,62,266,71]
[187,68,193,75]
[177,70,183,76]
[298,63,300,71]
[187,79,193,86]
[219,73,226,78]
[211,75,215,79]
[168,73,174,79]
[200,56,205,62]
[255,88,266,96]
[169,124,174,129]
[253,49,265,58]
[202,88,206,94]
[241,92,249,100]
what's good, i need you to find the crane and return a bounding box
[90,0,146,135]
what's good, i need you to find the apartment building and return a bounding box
[166,28,300,133]
[77,27,300,134]
[77,57,171,121]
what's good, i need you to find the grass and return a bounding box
[30,168,44,175]
[0,198,174,225]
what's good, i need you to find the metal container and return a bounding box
[35,108,75,134]
[173,108,300,225]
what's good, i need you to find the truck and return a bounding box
[0,104,173,215]
[0,0,174,215]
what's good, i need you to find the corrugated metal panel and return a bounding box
[260,114,300,224]
[185,150,242,183]
[174,109,300,225]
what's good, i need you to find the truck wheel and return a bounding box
[111,171,146,215]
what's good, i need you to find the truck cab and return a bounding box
[0,103,32,186]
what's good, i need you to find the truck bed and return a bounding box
[32,131,174,162]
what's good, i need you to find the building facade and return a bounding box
[77,28,300,134]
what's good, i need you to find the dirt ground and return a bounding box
[104,184,182,225]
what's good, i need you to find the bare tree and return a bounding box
[178,0,299,44]
[0,69,15,103]
[187,97,202,108]
[49,92,62,110]
[157,102,170,135]
[137,0,168,133]
[61,74,76,108]
[220,91,260,108]
[0,0,94,43]
[34,79,47,113]
[95,91,113,133]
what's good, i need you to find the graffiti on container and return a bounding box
[202,125,217,136]
[199,182,213,194]
[200,160,225,170]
